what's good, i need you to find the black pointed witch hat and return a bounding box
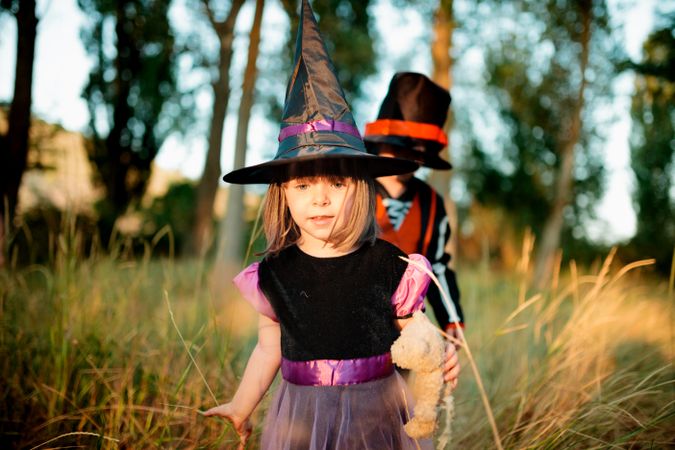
[223,0,418,185]
[364,72,453,170]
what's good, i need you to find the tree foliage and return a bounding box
[628,13,675,273]
[77,0,184,234]
[143,181,197,255]
[461,0,618,256]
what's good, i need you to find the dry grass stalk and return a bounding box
[164,290,219,407]
[517,228,535,306]
[503,251,671,448]
[437,385,456,449]
[400,256,505,450]
[29,431,120,450]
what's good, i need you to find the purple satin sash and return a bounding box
[278,119,362,142]
[281,353,394,386]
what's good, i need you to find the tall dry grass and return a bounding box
[0,224,673,448]
[1,224,260,448]
[452,247,674,449]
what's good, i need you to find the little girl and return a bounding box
[204,1,459,448]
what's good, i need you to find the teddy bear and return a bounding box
[391,310,446,439]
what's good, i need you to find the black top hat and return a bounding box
[364,72,452,170]
[223,1,417,185]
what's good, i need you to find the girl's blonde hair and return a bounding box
[262,159,377,255]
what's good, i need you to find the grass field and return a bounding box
[1,239,673,449]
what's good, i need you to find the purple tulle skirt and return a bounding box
[260,371,433,450]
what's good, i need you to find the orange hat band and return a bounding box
[364,119,448,146]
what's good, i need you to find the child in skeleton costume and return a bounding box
[364,73,465,336]
[203,3,460,449]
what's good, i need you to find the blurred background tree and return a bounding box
[215,0,265,277]
[626,13,675,274]
[188,0,246,257]
[77,0,189,241]
[0,0,37,268]
[429,0,460,267]
[143,181,196,255]
[458,0,620,282]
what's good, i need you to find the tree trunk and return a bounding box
[533,0,592,287]
[0,0,38,268]
[190,0,246,256]
[428,0,459,268]
[215,0,265,280]
[104,0,138,217]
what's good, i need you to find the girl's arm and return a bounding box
[204,314,281,440]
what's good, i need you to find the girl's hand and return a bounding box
[443,342,460,389]
[204,403,252,449]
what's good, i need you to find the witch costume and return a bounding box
[235,242,433,449]
[364,72,465,331]
[222,1,435,449]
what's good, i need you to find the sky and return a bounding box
[0,0,664,243]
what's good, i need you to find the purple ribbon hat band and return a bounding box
[278,119,362,142]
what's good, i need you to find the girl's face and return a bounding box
[283,176,355,255]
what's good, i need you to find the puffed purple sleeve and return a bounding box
[391,254,432,318]
[233,262,278,322]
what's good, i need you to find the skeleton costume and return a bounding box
[364,72,465,330]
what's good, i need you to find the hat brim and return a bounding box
[223,151,418,184]
[364,135,452,171]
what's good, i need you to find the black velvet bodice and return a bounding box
[258,239,408,361]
